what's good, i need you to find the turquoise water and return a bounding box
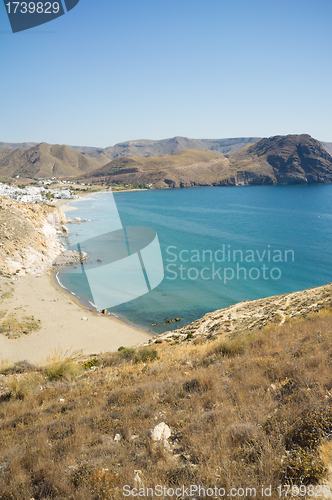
[59,185,332,333]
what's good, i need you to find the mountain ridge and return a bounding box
[81,134,332,188]
[0,137,261,166]
[1,134,332,186]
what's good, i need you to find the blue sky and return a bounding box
[1,0,332,147]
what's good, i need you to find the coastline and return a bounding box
[0,194,153,365]
[53,191,156,334]
[0,271,152,365]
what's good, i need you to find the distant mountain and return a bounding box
[0,142,39,163]
[0,142,99,179]
[1,135,332,185]
[81,134,332,188]
[71,137,261,165]
[0,141,38,150]
[0,137,261,169]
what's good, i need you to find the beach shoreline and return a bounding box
[53,188,149,212]
[0,271,152,365]
[54,192,155,334]
[0,193,153,365]
[52,269,153,335]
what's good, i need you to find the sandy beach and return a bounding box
[0,271,151,365]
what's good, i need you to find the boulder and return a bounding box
[150,422,171,441]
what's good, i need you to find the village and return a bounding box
[0,179,78,203]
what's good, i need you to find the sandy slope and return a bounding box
[0,272,151,365]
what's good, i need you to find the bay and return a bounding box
[59,185,332,333]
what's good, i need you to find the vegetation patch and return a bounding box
[0,310,332,497]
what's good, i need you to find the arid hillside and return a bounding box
[0,300,331,498]
[82,149,231,188]
[0,138,261,172]
[0,143,99,180]
[154,282,332,342]
[73,136,261,164]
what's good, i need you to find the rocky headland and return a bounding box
[151,282,332,344]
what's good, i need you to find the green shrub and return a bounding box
[83,358,99,370]
[118,346,135,359]
[278,448,327,485]
[213,338,246,357]
[133,347,159,364]
[286,405,332,450]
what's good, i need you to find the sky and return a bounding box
[1,0,332,148]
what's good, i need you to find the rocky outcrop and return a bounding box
[149,283,332,344]
[217,171,275,186]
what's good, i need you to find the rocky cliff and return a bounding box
[0,197,68,275]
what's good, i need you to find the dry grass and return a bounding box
[44,346,84,381]
[0,312,332,498]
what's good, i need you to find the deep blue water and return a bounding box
[59,185,332,333]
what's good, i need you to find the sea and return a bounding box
[58,185,332,334]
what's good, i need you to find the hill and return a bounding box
[83,149,233,188]
[154,282,332,342]
[0,142,100,180]
[2,138,332,164]
[82,134,332,188]
[0,283,332,497]
[225,134,332,185]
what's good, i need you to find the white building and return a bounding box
[0,183,75,203]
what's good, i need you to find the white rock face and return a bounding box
[150,422,171,442]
